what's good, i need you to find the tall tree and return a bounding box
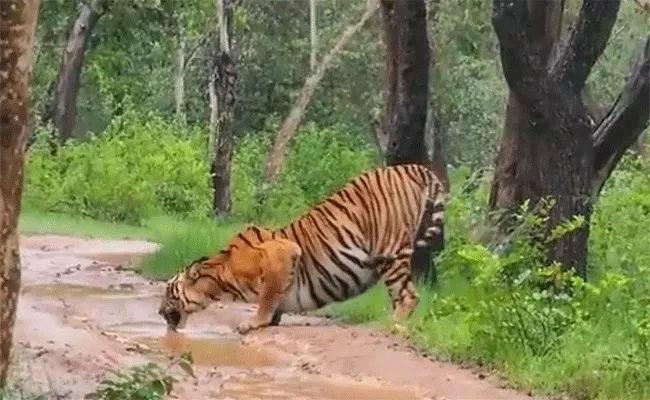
[210,0,238,217]
[381,0,430,166]
[41,0,111,144]
[0,0,41,386]
[490,0,650,279]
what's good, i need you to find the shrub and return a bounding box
[25,111,211,225]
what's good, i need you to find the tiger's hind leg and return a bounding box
[236,239,300,335]
[376,249,420,333]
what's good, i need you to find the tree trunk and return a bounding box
[425,0,448,192]
[211,0,238,218]
[382,0,430,166]
[0,0,40,386]
[175,23,186,125]
[377,0,396,162]
[491,0,625,280]
[490,0,565,214]
[310,0,318,71]
[42,0,109,144]
[263,2,379,185]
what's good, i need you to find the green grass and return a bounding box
[19,209,157,240]
[137,219,243,280]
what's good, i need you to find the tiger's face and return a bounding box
[158,257,221,331]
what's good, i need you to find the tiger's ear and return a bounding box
[186,256,208,282]
[187,262,200,282]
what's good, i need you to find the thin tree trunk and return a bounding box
[42,0,109,144]
[208,71,218,152]
[175,24,186,125]
[263,2,379,185]
[0,0,40,386]
[211,0,238,218]
[379,0,397,159]
[310,0,318,71]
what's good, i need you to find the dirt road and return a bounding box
[10,235,538,399]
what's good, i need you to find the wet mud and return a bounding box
[10,234,540,399]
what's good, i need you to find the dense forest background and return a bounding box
[8,0,650,398]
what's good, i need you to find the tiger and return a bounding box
[158,163,447,334]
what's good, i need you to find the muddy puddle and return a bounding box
[221,374,421,400]
[21,282,129,297]
[138,333,283,368]
[103,321,285,369]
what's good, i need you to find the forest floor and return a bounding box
[9,234,544,399]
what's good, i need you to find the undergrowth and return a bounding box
[84,353,195,400]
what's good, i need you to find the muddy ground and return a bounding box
[9,235,541,399]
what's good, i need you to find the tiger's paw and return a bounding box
[235,318,265,335]
[235,319,255,335]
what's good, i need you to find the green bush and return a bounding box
[25,112,375,227]
[231,120,376,223]
[25,111,211,225]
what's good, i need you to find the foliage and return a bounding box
[25,109,211,225]
[25,112,373,228]
[84,353,195,400]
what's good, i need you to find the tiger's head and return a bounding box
[158,225,274,331]
[158,256,218,331]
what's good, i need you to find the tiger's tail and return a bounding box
[415,170,446,250]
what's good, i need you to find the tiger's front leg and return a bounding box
[235,281,289,334]
[235,292,284,334]
[235,238,299,335]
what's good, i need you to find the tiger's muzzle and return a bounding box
[158,305,181,330]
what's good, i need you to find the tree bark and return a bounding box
[379,0,397,152]
[490,0,565,213]
[0,0,40,386]
[263,2,379,185]
[310,0,318,71]
[425,0,448,192]
[490,0,623,280]
[383,0,430,166]
[175,22,186,125]
[211,0,238,218]
[42,0,109,144]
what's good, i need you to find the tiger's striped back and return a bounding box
[263,163,446,313]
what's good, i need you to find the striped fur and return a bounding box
[159,163,447,334]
